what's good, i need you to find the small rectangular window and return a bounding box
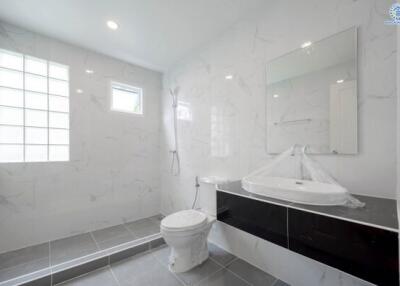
[0,48,70,163]
[111,82,143,115]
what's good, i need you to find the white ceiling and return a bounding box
[0,0,269,72]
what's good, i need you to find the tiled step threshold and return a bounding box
[1,234,165,286]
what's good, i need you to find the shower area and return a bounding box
[0,22,164,285]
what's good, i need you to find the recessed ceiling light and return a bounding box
[336,79,344,84]
[76,89,83,94]
[85,69,94,74]
[273,94,279,98]
[301,41,312,48]
[107,20,118,30]
[225,74,233,80]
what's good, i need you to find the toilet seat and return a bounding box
[161,209,215,273]
[161,210,207,232]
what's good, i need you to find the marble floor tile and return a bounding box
[91,224,135,250]
[50,233,99,266]
[0,242,49,282]
[110,251,183,286]
[226,258,277,286]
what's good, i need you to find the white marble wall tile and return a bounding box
[161,0,396,285]
[0,21,162,253]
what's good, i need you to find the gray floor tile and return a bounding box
[109,242,149,264]
[21,273,52,286]
[226,258,277,286]
[176,258,223,286]
[96,234,135,250]
[0,268,51,286]
[273,280,290,286]
[52,257,108,285]
[208,243,237,267]
[150,214,164,223]
[150,244,170,267]
[196,269,250,286]
[56,267,118,286]
[0,243,49,282]
[91,224,135,250]
[149,237,165,249]
[124,217,160,239]
[111,251,183,286]
[50,233,99,266]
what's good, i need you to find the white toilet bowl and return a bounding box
[161,209,216,273]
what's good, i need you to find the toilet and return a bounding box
[161,209,215,273]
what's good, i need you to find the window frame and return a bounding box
[0,48,70,163]
[110,81,144,116]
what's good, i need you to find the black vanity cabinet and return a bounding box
[288,209,399,285]
[217,191,287,248]
[217,190,399,286]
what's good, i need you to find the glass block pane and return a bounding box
[25,91,48,110]
[0,126,23,143]
[25,127,47,144]
[49,95,69,112]
[0,145,23,162]
[49,145,68,161]
[0,87,23,107]
[111,87,142,114]
[49,79,68,96]
[49,62,68,80]
[25,145,47,162]
[25,56,47,76]
[0,68,23,89]
[0,106,23,125]
[25,109,47,127]
[49,112,69,128]
[25,73,47,93]
[49,129,69,144]
[0,49,23,71]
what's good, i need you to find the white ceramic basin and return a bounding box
[242,176,349,206]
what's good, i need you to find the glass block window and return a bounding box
[0,49,69,162]
[111,82,143,115]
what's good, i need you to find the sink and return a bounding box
[242,176,349,206]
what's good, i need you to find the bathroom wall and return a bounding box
[161,0,396,285]
[397,25,400,274]
[0,22,162,253]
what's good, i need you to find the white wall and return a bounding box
[397,23,400,277]
[161,1,396,285]
[0,22,162,253]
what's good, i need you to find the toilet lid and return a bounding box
[161,210,207,231]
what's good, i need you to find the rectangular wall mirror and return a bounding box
[266,27,357,154]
